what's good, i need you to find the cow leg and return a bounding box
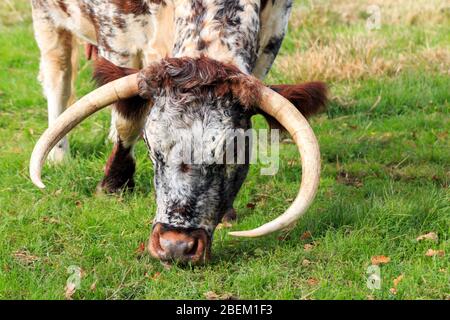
[97,109,149,194]
[32,10,77,163]
[222,208,237,222]
[96,57,149,194]
[97,135,137,194]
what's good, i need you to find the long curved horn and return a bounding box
[229,86,321,237]
[30,74,139,189]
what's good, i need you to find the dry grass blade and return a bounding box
[416,232,438,242]
[13,250,40,265]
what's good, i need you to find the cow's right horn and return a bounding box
[30,73,139,189]
[229,85,321,238]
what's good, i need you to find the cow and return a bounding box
[29,0,327,264]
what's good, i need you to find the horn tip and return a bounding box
[31,177,46,189]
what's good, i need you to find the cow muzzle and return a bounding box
[149,223,210,264]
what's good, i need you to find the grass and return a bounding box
[0,0,448,300]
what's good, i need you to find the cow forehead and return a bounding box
[144,97,250,158]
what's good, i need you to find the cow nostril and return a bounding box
[179,239,195,255]
[160,238,196,258]
[186,238,198,256]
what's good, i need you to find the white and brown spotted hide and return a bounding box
[31,1,328,262]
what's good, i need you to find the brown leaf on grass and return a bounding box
[416,232,438,242]
[148,272,161,281]
[90,281,97,292]
[393,274,404,288]
[135,242,145,255]
[300,231,312,240]
[65,282,77,300]
[13,250,39,265]
[75,200,82,208]
[307,278,319,286]
[204,291,237,300]
[425,249,445,257]
[371,255,391,265]
[391,274,404,293]
[246,203,256,209]
[304,244,314,252]
[302,259,311,267]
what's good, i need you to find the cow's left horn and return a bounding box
[229,85,321,237]
[30,74,139,189]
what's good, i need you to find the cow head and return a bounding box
[29,56,326,264]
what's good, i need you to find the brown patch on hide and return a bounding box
[31,0,46,8]
[98,141,135,194]
[137,56,263,109]
[93,57,148,120]
[57,0,69,15]
[263,82,328,130]
[113,16,126,29]
[261,0,272,11]
[112,0,164,15]
[189,1,207,25]
[197,39,211,51]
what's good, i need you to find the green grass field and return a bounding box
[0,0,448,299]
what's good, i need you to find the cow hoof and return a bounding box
[95,178,135,195]
[222,208,237,222]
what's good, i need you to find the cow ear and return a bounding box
[93,57,139,86]
[257,82,328,130]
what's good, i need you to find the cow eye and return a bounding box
[180,162,191,173]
